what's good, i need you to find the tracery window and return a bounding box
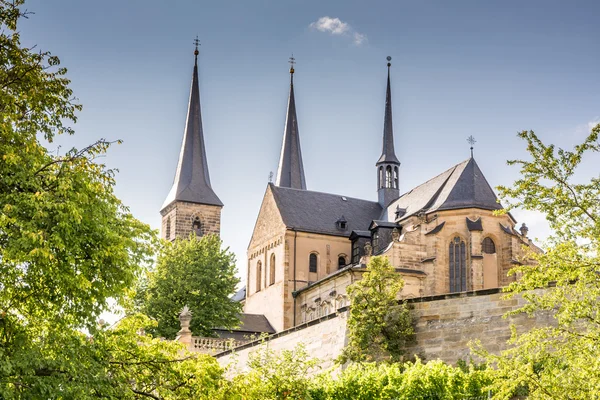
[192,217,202,237]
[449,236,467,293]
[256,261,262,292]
[269,253,276,286]
[482,237,496,254]
[309,253,318,273]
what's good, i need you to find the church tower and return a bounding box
[160,42,223,241]
[376,57,400,207]
[275,56,307,190]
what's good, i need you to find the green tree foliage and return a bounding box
[339,256,415,364]
[0,2,227,397]
[477,125,600,399]
[138,235,241,339]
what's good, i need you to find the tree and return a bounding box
[477,125,600,399]
[138,235,242,339]
[0,2,227,397]
[338,256,415,363]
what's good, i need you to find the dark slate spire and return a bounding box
[275,56,307,190]
[161,43,223,210]
[377,58,400,165]
[376,57,400,208]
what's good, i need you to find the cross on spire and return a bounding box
[289,54,295,74]
[467,135,476,158]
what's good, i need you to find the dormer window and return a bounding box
[336,216,348,231]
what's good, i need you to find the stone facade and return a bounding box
[160,200,222,241]
[214,288,555,373]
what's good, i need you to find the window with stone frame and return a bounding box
[338,255,347,270]
[269,253,276,286]
[256,261,262,292]
[309,253,318,273]
[482,237,496,254]
[449,236,467,293]
[192,216,202,237]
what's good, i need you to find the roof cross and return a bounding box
[289,54,295,74]
[467,135,476,157]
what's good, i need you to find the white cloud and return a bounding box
[309,16,367,46]
[587,117,600,131]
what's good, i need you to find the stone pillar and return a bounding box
[177,305,193,350]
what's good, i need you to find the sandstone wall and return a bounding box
[216,288,554,372]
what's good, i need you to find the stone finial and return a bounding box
[364,242,373,256]
[179,305,192,333]
[392,227,400,241]
[519,223,529,237]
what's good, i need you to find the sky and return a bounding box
[19,0,600,287]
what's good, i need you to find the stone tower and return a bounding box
[160,44,223,241]
[275,57,307,190]
[376,57,400,208]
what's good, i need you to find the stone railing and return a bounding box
[190,336,240,355]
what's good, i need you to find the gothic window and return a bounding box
[309,253,318,273]
[192,217,202,237]
[165,217,171,240]
[338,255,347,270]
[379,167,383,188]
[449,237,467,293]
[385,166,392,188]
[269,253,276,286]
[393,166,399,189]
[482,237,496,254]
[351,242,360,264]
[256,261,262,292]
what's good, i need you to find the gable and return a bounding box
[248,185,287,250]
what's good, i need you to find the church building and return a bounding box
[162,47,537,336]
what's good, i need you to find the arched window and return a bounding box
[393,166,399,189]
[385,166,392,188]
[309,253,318,273]
[269,254,276,286]
[256,261,262,292]
[379,167,383,188]
[449,236,467,293]
[192,217,202,237]
[165,217,171,240]
[338,255,346,270]
[482,237,496,254]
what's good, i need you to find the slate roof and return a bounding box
[231,286,246,302]
[162,52,223,210]
[377,64,400,165]
[382,157,503,222]
[275,71,307,190]
[270,184,382,237]
[230,313,275,334]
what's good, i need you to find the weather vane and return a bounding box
[269,171,274,183]
[193,36,200,56]
[289,54,296,74]
[386,55,392,67]
[467,135,476,157]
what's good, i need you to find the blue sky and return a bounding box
[20,0,600,284]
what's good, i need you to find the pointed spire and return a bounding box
[161,42,223,210]
[377,57,400,165]
[275,55,307,190]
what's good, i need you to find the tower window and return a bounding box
[394,166,399,189]
[379,167,383,189]
[269,254,276,286]
[192,217,202,237]
[338,255,347,270]
[449,236,467,293]
[309,253,318,273]
[166,217,171,240]
[385,166,392,188]
[256,261,262,292]
[482,237,496,254]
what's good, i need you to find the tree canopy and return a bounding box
[137,235,242,339]
[478,125,600,399]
